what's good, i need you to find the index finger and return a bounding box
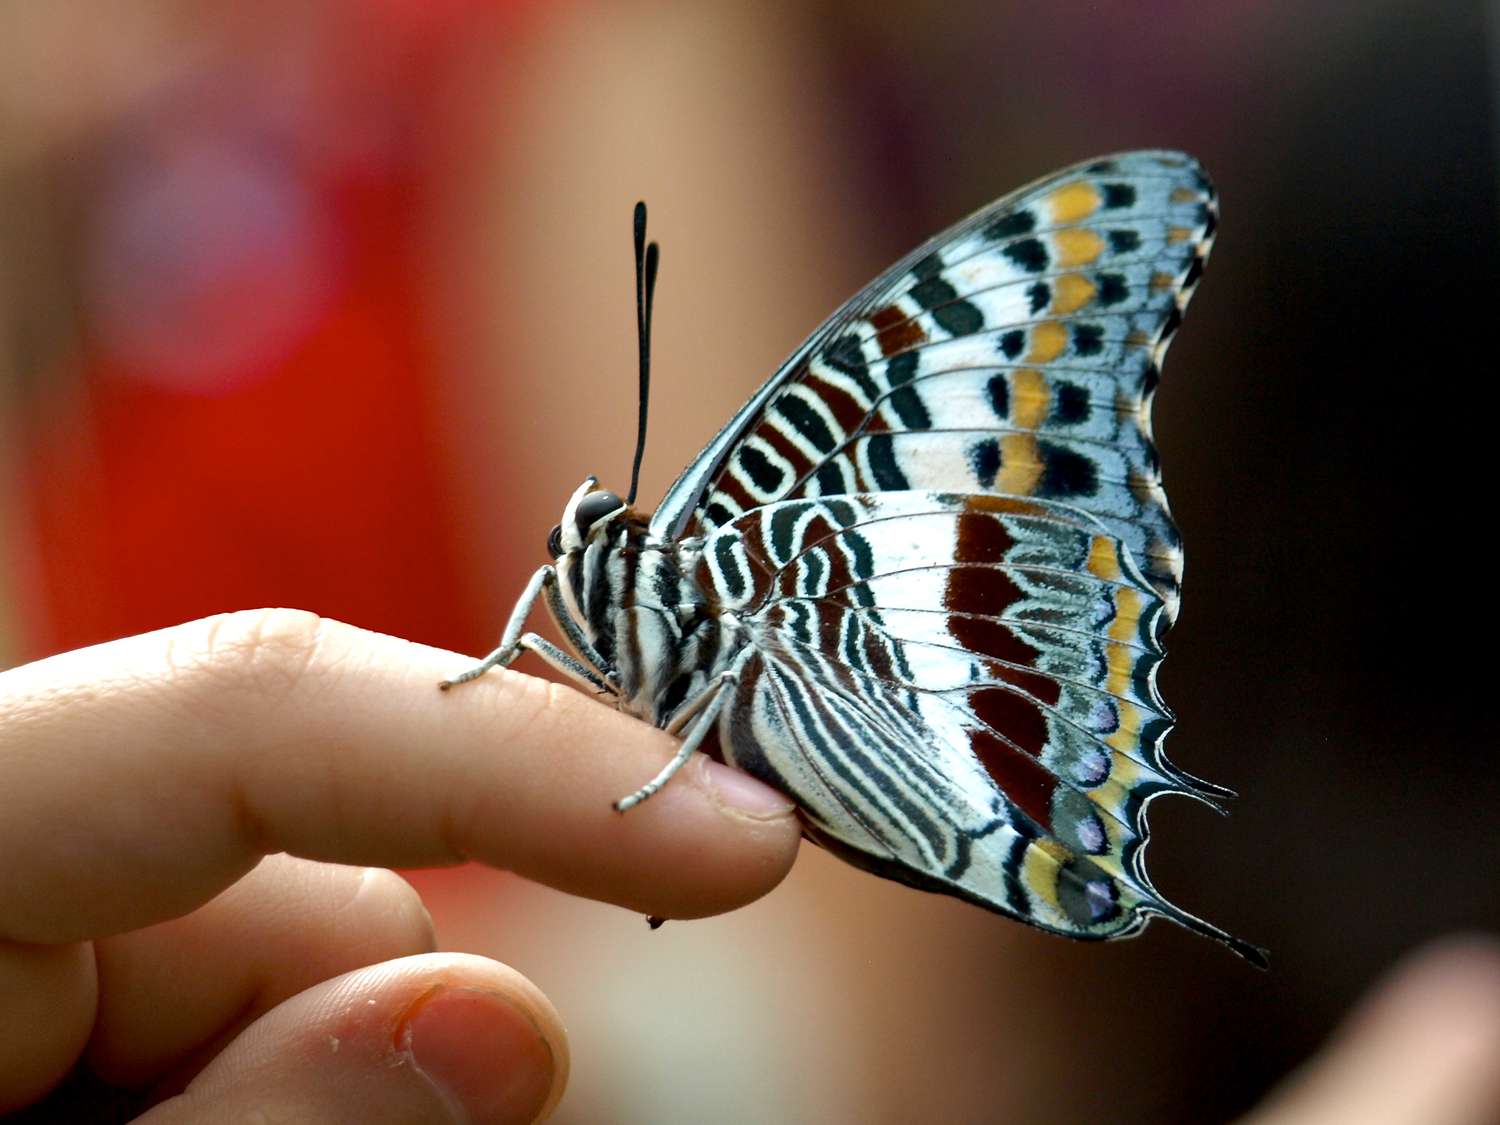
[0,609,800,943]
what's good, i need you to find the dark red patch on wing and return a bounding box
[953,509,1016,563]
[981,660,1063,707]
[969,729,1054,829]
[971,687,1052,757]
[715,468,757,516]
[868,304,928,356]
[805,372,877,436]
[948,613,1041,667]
[942,618,1038,669]
[944,565,1025,616]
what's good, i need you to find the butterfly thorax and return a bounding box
[558,512,741,726]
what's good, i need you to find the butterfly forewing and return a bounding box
[659,150,1215,625]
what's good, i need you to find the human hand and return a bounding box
[0,609,801,1122]
[1243,935,1500,1125]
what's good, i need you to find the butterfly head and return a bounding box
[549,476,629,559]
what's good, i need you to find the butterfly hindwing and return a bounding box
[701,492,1256,956]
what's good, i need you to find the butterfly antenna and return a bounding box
[627,201,660,507]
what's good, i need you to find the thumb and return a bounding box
[138,953,567,1124]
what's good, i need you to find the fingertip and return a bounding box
[147,954,569,1124]
[697,756,798,821]
[401,983,563,1123]
[663,755,801,917]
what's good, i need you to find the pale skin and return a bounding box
[3,609,1500,1122]
[0,609,801,1121]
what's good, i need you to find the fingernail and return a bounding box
[402,986,557,1124]
[700,757,796,819]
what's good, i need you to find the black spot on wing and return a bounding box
[1102,183,1136,209]
[911,276,957,310]
[775,393,837,454]
[999,330,1025,359]
[885,353,931,429]
[970,438,1001,488]
[986,373,1009,419]
[1004,238,1049,273]
[738,445,784,493]
[1097,274,1128,305]
[933,300,984,337]
[983,209,1035,241]
[1052,382,1090,425]
[866,434,909,490]
[1108,229,1141,255]
[769,503,804,562]
[714,534,747,600]
[1026,281,1050,314]
[815,462,847,494]
[1072,324,1104,356]
[912,251,944,282]
[1038,442,1099,497]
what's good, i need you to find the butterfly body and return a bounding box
[448,151,1266,965]
[554,503,734,726]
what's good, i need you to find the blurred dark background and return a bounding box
[2,1,1496,1120]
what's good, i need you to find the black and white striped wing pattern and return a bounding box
[655,150,1211,624]
[668,152,1260,959]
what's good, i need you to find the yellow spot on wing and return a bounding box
[1167,227,1192,244]
[1051,273,1097,314]
[1149,271,1175,291]
[1010,368,1049,428]
[1104,590,1142,697]
[1026,321,1067,363]
[1087,536,1123,582]
[1020,839,1071,919]
[1170,187,1199,203]
[997,433,1043,493]
[1052,227,1105,267]
[1089,761,1145,818]
[1047,181,1102,223]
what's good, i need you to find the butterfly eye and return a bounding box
[546,524,563,559]
[574,490,624,536]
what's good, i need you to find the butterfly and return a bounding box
[444,150,1266,966]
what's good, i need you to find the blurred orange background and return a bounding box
[3,2,1497,1121]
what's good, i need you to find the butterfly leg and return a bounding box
[511,634,617,696]
[613,649,753,812]
[440,565,617,694]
